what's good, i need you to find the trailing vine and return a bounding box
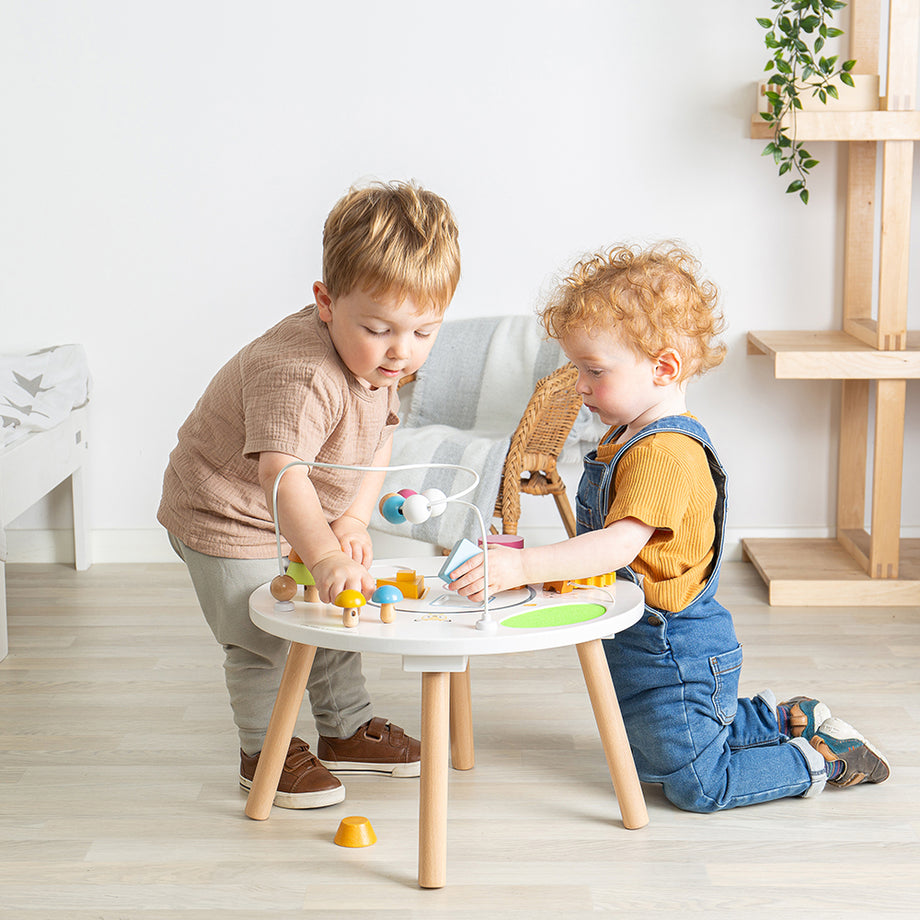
[758,0,856,204]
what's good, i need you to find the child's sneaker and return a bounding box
[809,717,890,787]
[318,717,421,776]
[777,696,832,739]
[240,737,345,808]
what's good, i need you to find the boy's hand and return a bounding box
[331,514,373,568]
[311,550,376,605]
[448,546,528,603]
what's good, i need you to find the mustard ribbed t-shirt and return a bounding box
[598,420,717,612]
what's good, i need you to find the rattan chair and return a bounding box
[395,361,582,542]
[492,362,581,538]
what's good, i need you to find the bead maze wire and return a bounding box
[270,460,498,631]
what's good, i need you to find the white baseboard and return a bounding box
[3,529,179,564]
[5,525,919,565]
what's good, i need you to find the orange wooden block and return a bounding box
[544,572,616,594]
[376,570,427,599]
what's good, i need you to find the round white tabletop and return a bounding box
[249,556,645,668]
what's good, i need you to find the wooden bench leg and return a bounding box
[71,467,91,571]
[576,639,648,830]
[245,642,316,820]
[0,559,8,662]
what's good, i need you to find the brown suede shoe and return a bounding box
[317,717,421,777]
[240,737,345,808]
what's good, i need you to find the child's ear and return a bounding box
[654,348,682,385]
[314,282,333,321]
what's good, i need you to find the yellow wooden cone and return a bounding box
[334,816,377,847]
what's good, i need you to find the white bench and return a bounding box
[0,404,91,660]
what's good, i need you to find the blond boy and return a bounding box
[451,243,888,811]
[159,181,460,808]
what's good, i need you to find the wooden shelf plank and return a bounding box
[742,538,920,606]
[747,330,920,378]
[751,110,920,141]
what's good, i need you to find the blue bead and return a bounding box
[381,494,406,524]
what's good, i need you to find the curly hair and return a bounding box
[539,243,726,380]
[322,180,460,315]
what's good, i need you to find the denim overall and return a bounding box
[576,415,824,811]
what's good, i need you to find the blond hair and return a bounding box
[322,180,460,314]
[540,243,726,380]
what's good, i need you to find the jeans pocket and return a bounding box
[574,494,596,535]
[709,644,743,725]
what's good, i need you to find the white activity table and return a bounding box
[245,556,648,888]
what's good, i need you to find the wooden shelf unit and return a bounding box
[744,0,920,606]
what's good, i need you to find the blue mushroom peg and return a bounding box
[371,584,403,623]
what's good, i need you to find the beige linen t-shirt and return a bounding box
[157,306,399,558]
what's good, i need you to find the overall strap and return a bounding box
[604,415,729,602]
[608,415,721,475]
[599,425,626,448]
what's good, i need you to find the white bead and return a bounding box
[401,492,432,524]
[421,488,447,517]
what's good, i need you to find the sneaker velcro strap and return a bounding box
[286,742,320,771]
[364,717,388,741]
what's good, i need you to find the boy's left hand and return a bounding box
[331,514,373,568]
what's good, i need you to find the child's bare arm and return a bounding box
[330,440,392,568]
[258,451,375,602]
[449,517,655,603]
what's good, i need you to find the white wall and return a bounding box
[2,0,918,562]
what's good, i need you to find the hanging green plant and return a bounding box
[757,0,856,204]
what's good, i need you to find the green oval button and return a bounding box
[501,603,607,629]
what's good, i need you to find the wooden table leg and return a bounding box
[245,642,317,820]
[576,639,649,830]
[419,670,450,888]
[449,664,474,771]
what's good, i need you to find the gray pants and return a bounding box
[169,534,373,755]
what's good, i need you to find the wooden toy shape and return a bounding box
[585,572,616,588]
[379,493,406,524]
[376,570,426,599]
[438,538,482,584]
[286,550,320,602]
[334,815,377,847]
[270,574,297,602]
[334,589,366,628]
[371,585,403,623]
[421,487,447,517]
[401,493,433,524]
[544,572,616,595]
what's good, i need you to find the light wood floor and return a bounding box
[1,562,918,919]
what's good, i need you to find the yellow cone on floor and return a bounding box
[334,816,377,847]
